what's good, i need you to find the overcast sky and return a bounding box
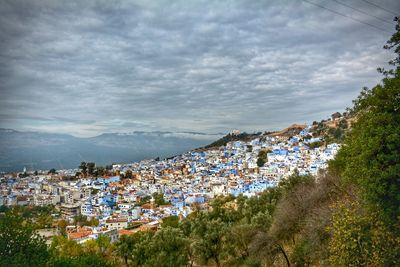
[0,0,399,137]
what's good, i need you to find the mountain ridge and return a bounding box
[0,129,223,172]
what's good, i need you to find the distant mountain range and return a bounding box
[0,128,223,172]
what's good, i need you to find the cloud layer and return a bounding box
[0,0,398,136]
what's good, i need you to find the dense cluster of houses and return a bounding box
[0,125,339,243]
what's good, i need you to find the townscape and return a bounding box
[0,121,340,244]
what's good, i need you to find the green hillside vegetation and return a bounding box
[1,18,400,267]
[310,115,351,144]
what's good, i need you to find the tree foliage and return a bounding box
[49,235,115,267]
[161,215,179,228]
[332,70,400,223]
[0,213,49,266]
[257,149,268,167]
[329,199,400,267]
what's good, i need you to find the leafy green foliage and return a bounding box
[49,235,115,267]
[290,240,312,267]
[2,205,58,229]
[48,168,58,174]
[161,215,179,228]
[73,214,99,227]
[332,72,400,223]
[326,127,344,141]
[124,169,133,178]
[257,149,268,167]
[0,213,49,266]
[124,231,154,266]
[79,161,87,177]
[192,217,230,267]
[152,192,168,206]
[116,234,136,266]
[308,141,323,149]
[48,254,115,267]
[116,229,189,267]
[87,162,96,176]
[327,22,400,267]
[145,227,189,267]
[329,200,400,267]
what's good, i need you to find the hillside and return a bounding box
[200,131,263,149]
[309,112,355,143]
[268,123,306,137]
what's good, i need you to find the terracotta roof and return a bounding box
[141,203,153,209]
[118,229,136,236]
[16,196,29,201]
[106,219,128,223]
[68,230,92,240]
[131,220,149,223]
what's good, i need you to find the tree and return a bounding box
[48,254,115,267]
[50,235,83,258]
[345,18,400,223]
[79,162,87,177]
[49,235,115,267]
[257,149,269,167]
[324,21,400,267]
[379,17,400,76]
[152,192,167,206]
[268,177,316,266]
[146,227,189,267]
[48,168,57,174]
[257,157,266,167]
[248,171,339,266]
[0,213,49,266]
[37,214,53,228]
[105,164,113,170]
[161,215,180,228]
[129,231,154,267]
[136,195,151,206]
[96,166,105,177]
[87,217,99,226]
[329,200,400,266]
[125,169,133,179]
[71,215,98,227]
[241,187,281,225]
[327,127,344,141]
[332,70,400,223]
[227,223,259,266]
[116,235,136,267]
[192,217,230,267]
[57,219,68,236]
[87,162,96,177]
[308,141,323,149]
[249,231,289,267]
[83,235,113,260]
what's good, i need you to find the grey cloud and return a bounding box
[0,0,399,136]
